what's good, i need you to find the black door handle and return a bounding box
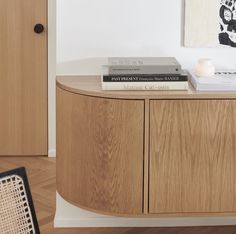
[34,24,44,34]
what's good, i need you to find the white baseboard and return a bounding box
[54,192,236,228]
[48,149,56,157]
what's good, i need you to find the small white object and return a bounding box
[195,59,215,77]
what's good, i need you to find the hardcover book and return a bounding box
[102,74,188,82]
[102,82,188,91]
[189,71,236,91]
[103,57,182,75]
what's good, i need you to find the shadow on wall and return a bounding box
[56,47,166,75]
[57,58,108,75]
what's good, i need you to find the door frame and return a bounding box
[48,0,56,157]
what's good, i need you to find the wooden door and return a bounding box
[149,100,236,214]
[57,88,144,215]
[0,0,48,155]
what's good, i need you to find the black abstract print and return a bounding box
[219,0,236,47]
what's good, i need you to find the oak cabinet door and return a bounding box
[149,100,236,214]
[0,0,48,155]
[57,88,144,215]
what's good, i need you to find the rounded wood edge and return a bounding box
[56,78,146,100]
[57,189,236,218]
[56,89,144,215]
[57,189,142,218]
[56,76,236,100]
[56,79,113,99]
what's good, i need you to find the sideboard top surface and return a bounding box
[57,76,236,100]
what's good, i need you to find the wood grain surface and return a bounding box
[57,87,144,215]
[143,99,150,214]
[149,100,236,214]
[0,0,48,155]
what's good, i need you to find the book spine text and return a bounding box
[102,75,188,82]
[102,82,188,91]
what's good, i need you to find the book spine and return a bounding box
[103,65,182,75]
[189,73,198,90]
[102,82,188,91]
[102,74,188,82]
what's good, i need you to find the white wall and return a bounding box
[57,0,236,75]
[51,0,236,153]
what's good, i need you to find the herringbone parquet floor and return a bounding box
[1,157,236,234]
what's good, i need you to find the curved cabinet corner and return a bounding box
[56,87,144,215]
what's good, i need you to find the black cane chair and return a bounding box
[0,167,40,234]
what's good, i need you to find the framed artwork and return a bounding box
[184,0,236,48]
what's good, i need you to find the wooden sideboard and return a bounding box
[56,76,236,217]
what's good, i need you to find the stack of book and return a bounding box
[101,57,188,91]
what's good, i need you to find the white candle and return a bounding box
[195,59,215,77]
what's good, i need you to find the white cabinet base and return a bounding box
[54,192,236,228]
